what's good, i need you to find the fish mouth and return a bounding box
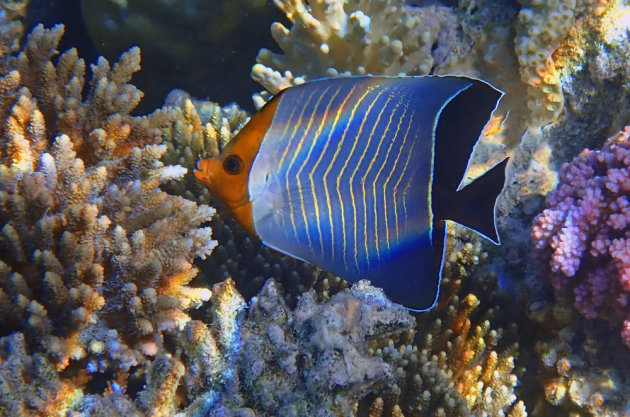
[193,158,216,185]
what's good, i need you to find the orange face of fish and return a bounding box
[193,95,281,235]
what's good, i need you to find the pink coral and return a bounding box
[532,127,630,348]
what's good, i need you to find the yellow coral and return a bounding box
[514,0,613,126]
[366,288,525,416]
[160,90,248,203]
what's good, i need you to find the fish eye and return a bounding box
[223,155,243,175]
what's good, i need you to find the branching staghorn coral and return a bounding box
[0,22,216,382]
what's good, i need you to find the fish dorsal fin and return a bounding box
[432,78,504,243]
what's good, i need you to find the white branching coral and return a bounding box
[0,24,216,377]
[252,0,464,106]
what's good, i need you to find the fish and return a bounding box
[194,75,507,311]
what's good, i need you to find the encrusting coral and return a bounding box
[179,278,415,417]
[0,22,216,398]
[513,0,608,127]
[530,294,630,417]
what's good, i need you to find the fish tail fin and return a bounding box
[442,157,508,244]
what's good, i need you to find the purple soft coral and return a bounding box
[532,127,630,348]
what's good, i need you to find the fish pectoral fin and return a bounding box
[262,240,312,264]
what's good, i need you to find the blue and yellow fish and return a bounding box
[194,75,507,311]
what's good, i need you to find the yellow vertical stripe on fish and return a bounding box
[364,97,404,261]
[374,101,408,254]
[326,83,382,270]
[308,83,359,257]
[350,92,394,270]
[343,87,389,271]
[383,108,414,243]
[295,85,343,251]
[284,87,332,244]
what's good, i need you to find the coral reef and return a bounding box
[5,1,630,416]
[0,22,215,387]
[532,127,630,348]
[252,0,469,106]
[529,294,630,417]
[365,291,525,417]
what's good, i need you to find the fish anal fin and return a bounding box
[364,226,445,312]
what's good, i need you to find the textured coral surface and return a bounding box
[0,20,217,415]
[3,0,630,416]
[533,127,630,348]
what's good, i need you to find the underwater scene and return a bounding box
[1,0,630,416]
